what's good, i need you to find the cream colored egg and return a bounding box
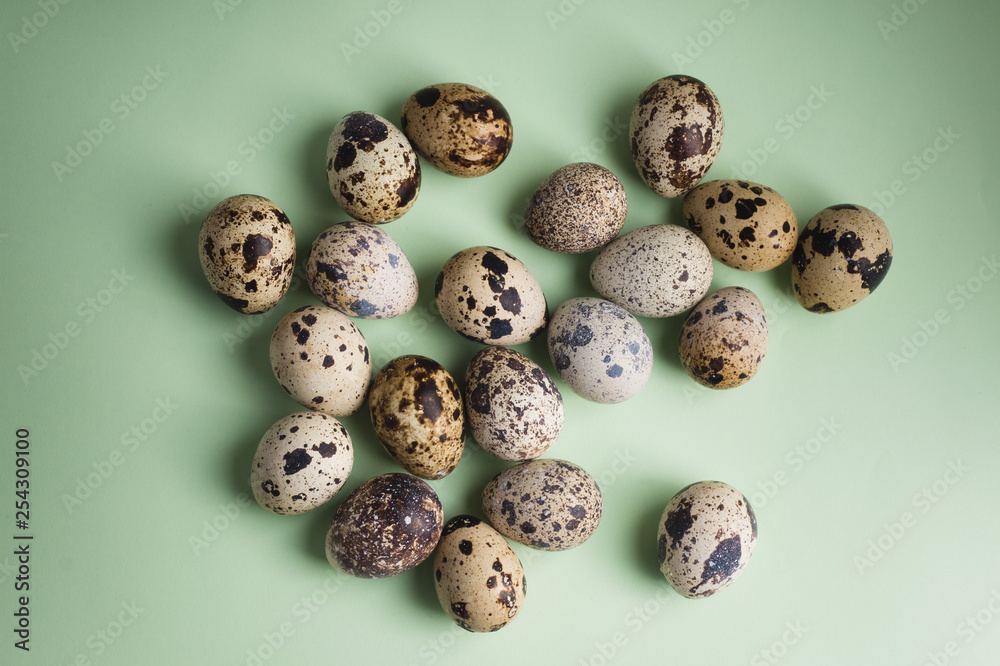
[678,287,768,389]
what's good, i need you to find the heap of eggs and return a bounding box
[196,73,894,632]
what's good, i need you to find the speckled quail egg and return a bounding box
[368,355,465,480]
[325,473,443,578]
[658,481,757,599]
[524,163,627,254]
[435,246,548,345]
[590,224,714,318]
[305,221,418,319]
[678,287,768,389]
[400,83,512,177]
[630,75,724,198]
[547,297,653,404]
[465,346,564,461]
[792,204,893,312]
[198,194,295,314]
[250,411,353,515]
[683,180,798,271]
[434,515,526,632]
[326,111,420,224]
[269,305,372,416]
[482,458,602,551]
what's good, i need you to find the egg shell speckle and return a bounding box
[465,346,564,462]
[198,194,295,314]
[250,411,353,515]
[305,221,418,319]
[547,297,653,404]
[433,515,526,632]
[482,458,602,551]
[791,204,893,313]
[590,224,713,318]
[658,481,757,599]
[269,305,372,416]
[369,355,465,480]
[678,287,768,389]
[326,111,420,224]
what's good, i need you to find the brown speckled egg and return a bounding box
[683,180,798,271]
[326,111,419,224]
[791,204,893,313]
[590,224,713,318]
[198,194,295,314]
[678,287,768,389]
[369,355,465,480]
[269,305,372,416]
[465,346,564,462]
[325,473,443,578]
[250,411,353,515]
[434,515,526,632]
[435,247,548,345]
[482,459,602,551]
[305,221,418,319]
[658,481,757,599]
[400,83,512,177]
[630,75,724,198]
[524,163,627,254]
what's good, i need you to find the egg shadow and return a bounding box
[408,555,445,615]
[171,214,217,306]
[302,501,337,566]
[630,490,675,584]
[300,123,338,215]
[506,161,559,236]
[595,87,638,180]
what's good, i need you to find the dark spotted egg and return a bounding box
[198,194,295,314]
[792,204,893,313]
[630,75,724,198]
[326,111,420,224]
[433,515,526,632]
[482,459,602,551]
[250,411,352,515]
[325,473,443,578]
[658,481,756,599]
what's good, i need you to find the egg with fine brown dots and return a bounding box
[678,287,768,389]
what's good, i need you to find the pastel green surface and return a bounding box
[2,1,998,664]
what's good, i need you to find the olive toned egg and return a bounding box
[678,287,768,389]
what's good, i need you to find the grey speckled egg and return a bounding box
[630,75,724,198]
[590,224,713,318]
[401,83,512,177]
[524,163,628,254]
[326,473,443,578]
[792,204,893,313]
[434,515,526,632]
[683,180,798,272]
[482,459,602,551]
[270,305,372,416]
[305,221,418,319]
[658,481,757,599]
[198,194,295,314]
[465,346,564,462]
[326,111,420,224]
[547,297,653,404]
[678,287,768,390]
[435,247,548,346]
[369,355,465,480]
[250,411,353,515]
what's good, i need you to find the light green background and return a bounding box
[2,0,999,664]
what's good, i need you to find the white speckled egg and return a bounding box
[198,194,295,314]
[435,246,548,345]
[250,411,353,515]
[630,75,724,198]
[590,224,713,318]
[326,111,420,224]
[269,305,372,416]
[434,515,526,632]
[465,346,564,461]
[305,221,418,319]
[791,204,893,313]
[482,459,602,551]
[547,297,652,404]
[658,481,757,599]
[678,287,768,389]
